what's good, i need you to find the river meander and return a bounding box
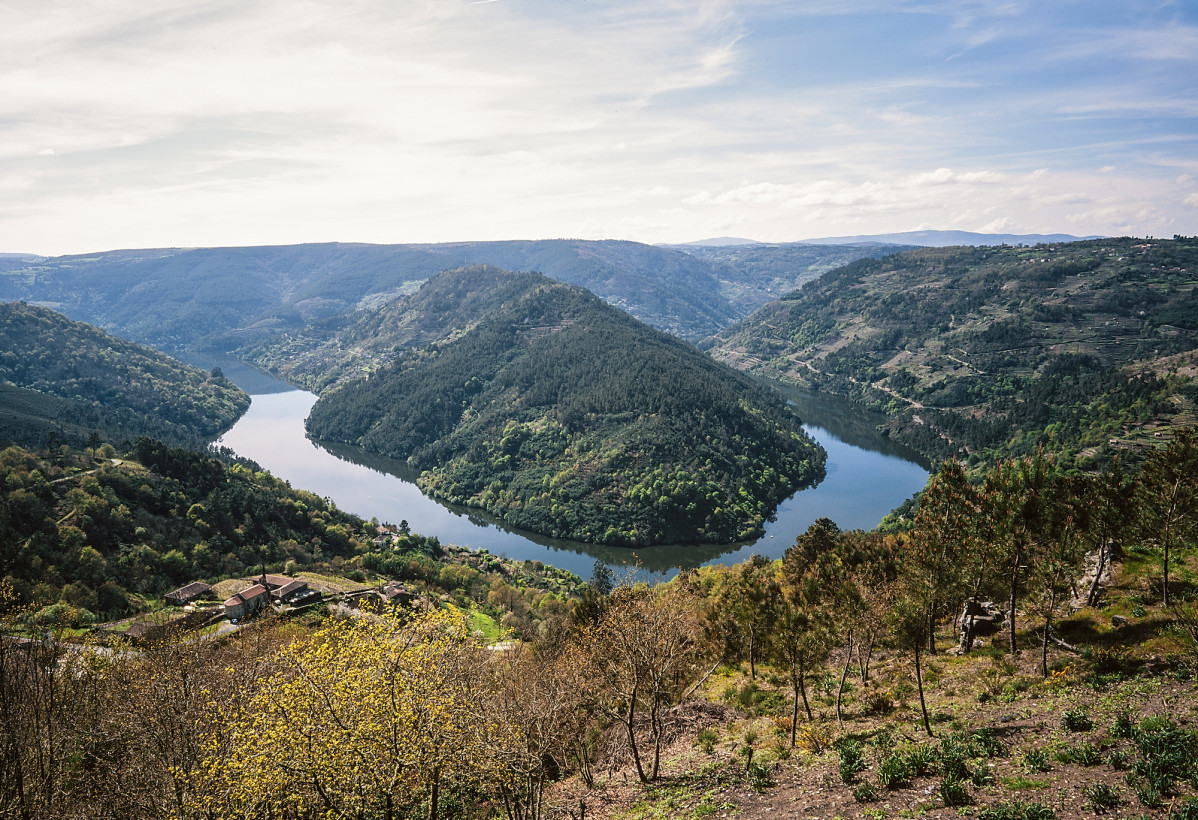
[213,364,930,579]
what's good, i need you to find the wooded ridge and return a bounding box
[0,302,249,450]
[708,237,1198,471]
[302,266,826,546]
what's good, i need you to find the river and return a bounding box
[212,362,929,579]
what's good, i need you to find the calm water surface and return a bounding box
[214,366,929,579]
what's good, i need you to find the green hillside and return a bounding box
[304,266,825,546]
[708,237,1198,469]
[0,302,249,449]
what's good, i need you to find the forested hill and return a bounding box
[707,237,1198,470]
[304,266,825,546]
[0,302,249,449]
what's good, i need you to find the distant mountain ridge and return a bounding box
[0,239,900,350]
[796,229,1104,247]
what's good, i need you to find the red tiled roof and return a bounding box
[224,584,268,607]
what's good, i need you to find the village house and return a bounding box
[224,584,269,620]
[382,580,414,606]
[164,581,211,607]
[272,579,321,607]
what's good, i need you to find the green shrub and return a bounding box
[972,727,1007,758]
[1082,783,1122,813]
[877,752,914,789]
[908,743,938,777]
[1106,749,1130,770]
[1022,748,1051,773]
[978,800,1057,820]
[1060,742,1101,766]
[940,776,971,807]
[747,761,772,793]
[1062,707,1094,732]
[836,739,867,784]
[1111,709,1136,738]
[852,781,878,803]
[696,727,719,755]
[1130,775,1163,809]
[862,690,895,716]
[938,735,971,780]
[1133,718,1197,797]
[971,764,996,787]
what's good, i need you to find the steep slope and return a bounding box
[304,266,825,546]
[0,302,249,448]
[709,237,1198,469]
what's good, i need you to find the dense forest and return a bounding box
[304,266,826,546]
[0,439,382,621]
[0,302,249,450]
[708,237,1198,470]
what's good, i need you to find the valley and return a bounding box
[1,234,1196,820]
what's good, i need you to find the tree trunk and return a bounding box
[1041,587,1056,678]
[856,636,874,683]
[427,768,440,820]
[650,702,663,781]
[1086,540,1108,607]
[1163,517,1173,608]
[626,685,647,783]
[1008,551,1021,655]
[836,632,853,729]
[789,661,800,747]
[798,665,812,722]
[913,640,932,737]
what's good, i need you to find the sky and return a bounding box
[1,0,1196,256]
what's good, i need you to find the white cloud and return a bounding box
[0,0,1194,252]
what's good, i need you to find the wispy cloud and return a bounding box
[0,0,1194,253]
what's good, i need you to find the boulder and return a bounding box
[959,598,1006,652]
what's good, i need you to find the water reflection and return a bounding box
[216,377,930,579]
